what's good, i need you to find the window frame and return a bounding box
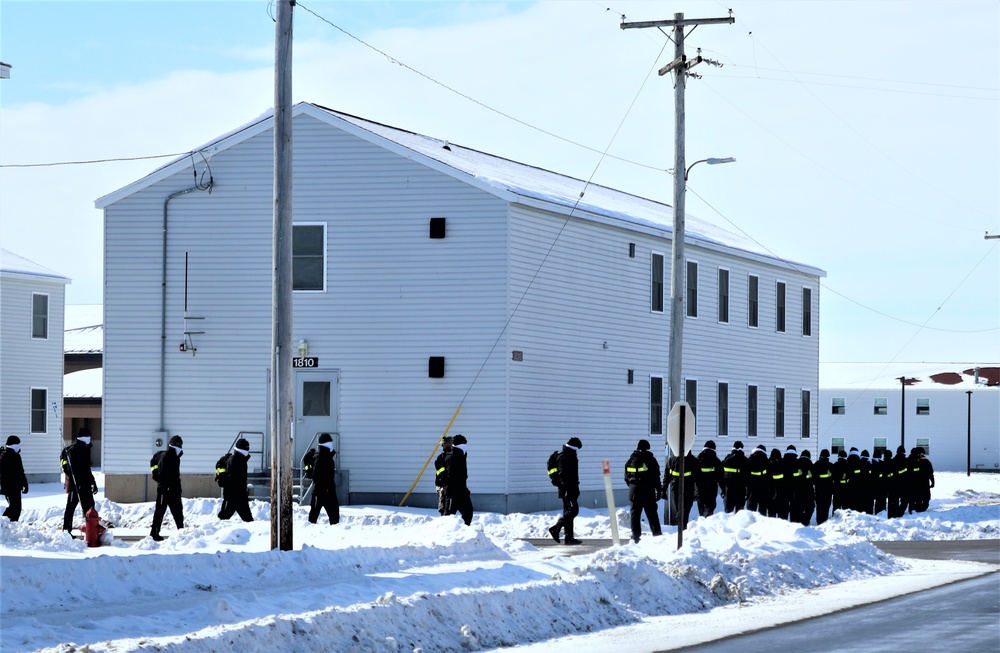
[748,274,759,328]
[685,378,697,419]
[831,437,845,456]
[802,286,812,337]
[32,292,49,339]
[718,268,730,323]
[717,381,729,437]
[874,397,888,416]
[831,397,846,415]
[873,437,888,459]
[801,389,811,438]
[916,398,930,416]
[292,223,327,292]
[30,387,47,433]
[651,252,664,313]
[747,384,758,438]
[686,260,698,318]
[776,281,786,333]
[650,376,663,436]
[916,437,930,456]
[775,387,785,437]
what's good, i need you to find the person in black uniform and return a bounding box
[909,447,935,513]
[63,428,98,532]
[879,449,896,516]
[889,445,910,517]
[745,444,770,515]
[434,435,454,516]
[721,441,748,513]
[857,450,874,514]
[218,438,253,522]
[694,440,724,518]
[790,449,814,526]
[831,449,850,512]
[844,447,864,512]
[308,432,340,525]
[445,434,473,526]
[812,449,835,525]
[549,437,582,545]
[1,435,29,522]
[766,448,784,518]
[150,435,185,541]
[770,446,797,520]
[624,439,661,543]
[663,449,697,527]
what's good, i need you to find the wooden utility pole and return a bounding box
[621,11,733,546]
[271,0,294,551]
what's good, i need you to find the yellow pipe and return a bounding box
[398,404,463,507]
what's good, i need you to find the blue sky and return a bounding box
[1,0,998,384]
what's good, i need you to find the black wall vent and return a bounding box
[429,356,445,378]
[430,217,446,239]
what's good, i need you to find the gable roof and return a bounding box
[0,248,70,283]
[96,103,824,276]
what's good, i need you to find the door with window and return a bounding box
[294,370,340,465]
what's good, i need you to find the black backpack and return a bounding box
[546,450,562,486]
[60,445,73,475]
[149,450,166,482]
[214,453,233,487]
[302,448,318,480]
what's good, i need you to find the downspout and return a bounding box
[160,186,200,432]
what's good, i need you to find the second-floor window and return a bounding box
[718,268,730,323]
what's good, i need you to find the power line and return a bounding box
[0,152,189,168]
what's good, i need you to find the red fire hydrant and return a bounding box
[84,507,107,548]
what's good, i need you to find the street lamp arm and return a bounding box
[685,156,736,180]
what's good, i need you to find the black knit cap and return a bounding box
[168,435,183,447]
[318,433,333,444]
[77,427,91,439]
[704,440,716,450]
[453,434,467,445]
[236,438,250,450]
[637,439,650,451]
[5,435,20,446]
[567,437,582,449]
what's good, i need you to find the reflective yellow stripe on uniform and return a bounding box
[772,473,784,480]
[626,465,648,473]
[701,467,716,473]
[818,472,831,478]
[750,471,763,476]
[216,467,227,474]
[670,470,693,477]
[437,467,446,476]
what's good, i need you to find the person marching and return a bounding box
[663,448,697,527]
[857,450,874,514]
[770,446,798,521]
[62,427,98,533]
[790,449,815,526]
[745,444,770,515]
[1,436,29,522]
[694,440,724,518]
[766,448,783,517]
[890,445,910,517]
[308,432,340,525]
[434,435,454,516]
[721,441,748,513]
[445,434,474,526]
[150,435,185,541]
[218,438,253,522]
[548,437,583,545]
[831,449,850,512]
[909,447,935,513]
[624,439,662,543]
[812,449,835,525]
[879,449,896,516]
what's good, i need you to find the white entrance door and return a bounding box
[294,370,340,465]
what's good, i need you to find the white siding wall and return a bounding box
[819,388,1000,472]
[104,114,510,494]
[0,276,65,477]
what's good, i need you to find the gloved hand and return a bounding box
[930,480,935,488]
[558,487,565,500]
[91,480,99,494]
[22,484,29,494]
[655,487,662,501]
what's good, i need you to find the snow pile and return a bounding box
[0,472,996,653]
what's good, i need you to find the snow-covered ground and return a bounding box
[2,473,997,653]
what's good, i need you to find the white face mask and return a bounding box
[78,436,91,445]
[7,444,20,453]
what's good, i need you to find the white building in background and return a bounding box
[96,103,826,511]
[0,249,69,482]
[819,364,999,473]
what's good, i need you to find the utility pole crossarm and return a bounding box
[621,16,735,29]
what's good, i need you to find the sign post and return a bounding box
[601,459,620,546]
[666,402,695,548]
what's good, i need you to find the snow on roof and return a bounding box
[64,305,104,354]
[820,362,999,391]
[96,104,824,277]
[0,248,70,282]
[63,367,102,399]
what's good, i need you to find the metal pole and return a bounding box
[897,376,906,451]
[271,0,294,551]
[966,390,972,476]
[677,403,686,549]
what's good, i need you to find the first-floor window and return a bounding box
[775,387,785,437]
[801,389,811,438]
[873,437,888,459]
[831,437,845,455]
[717,382,729,436]
[747,385,758,437]
[31,388,47,433]
[916,437,930,455]
[293,224,326,291]
[874,397,888,415]
[685,379,697,418]
[832,397,845,415]
[650,376,663,435]
[916,398,930,415]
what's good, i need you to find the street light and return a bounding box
[685,157,736,180]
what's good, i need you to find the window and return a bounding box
[293,224,326,291]
[718,268,730,323]
[802,287,812,336]
[916,437,930,456]
[685,379,697,418]
[651,254,664,312]
[650,376,663,435]
[775,387,785,437]
[748,275,759,328]
[873,437,888,459]
[831,397,846,415]
[747,385,758,437]
[776,282,786,332]
[30,388,47,433]
[874,397,888,416]
[801,390,811,438]
[302,382,331,416]
[717,382,729,436]
[686,261,698,317]
[831,437,845,456]
[916,398,930,416]
[32,293,49,339]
